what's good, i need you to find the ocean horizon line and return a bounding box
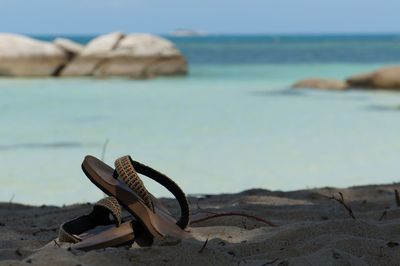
[19,32,400,38]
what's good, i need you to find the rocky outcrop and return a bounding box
[60,32,124,76]
[292,78,349,90]
[0,32,187,78]
[347,67,400,90]
[61,33,187,78]
[0,33,68,76]
[53,38,84,57]
[94,34,187,78]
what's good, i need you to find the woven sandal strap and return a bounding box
[114,155,190,229]
[58,196,122,243]
[95,196,122,226]
[114,156,154,211]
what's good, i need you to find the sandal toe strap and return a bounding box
[114,155,190,229]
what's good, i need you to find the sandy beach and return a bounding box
[1,183,400,265]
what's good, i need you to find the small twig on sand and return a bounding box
[329,192,356,220]
[379,210,387,221]
[53,240,61,248]
[15,248,23,257]
[101,138,110,161]
[8,194,15,209]
[395,190,400,207]
[32,228,57,236]
[191,211,277,227]
[196,201,202,211]
[100,138,110,198]
[262,258,279,265]
[198,238,208,254]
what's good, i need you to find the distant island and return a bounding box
[171,29,207,37]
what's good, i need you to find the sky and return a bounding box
[1,0,400,35]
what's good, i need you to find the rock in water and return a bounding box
[60,32,125,76]
[292,78,348,90]
[53,38,84,57]
[0,32,187,78]
[61,33,187,78]
[94,34,187,78]
[0,33,68,77]
[347,67,400,90]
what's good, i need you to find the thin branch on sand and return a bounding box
[195,201,201,211]
[329,192,356,220]
[32,227,57,236]
[191,210,277,227]
[198,238,208,253]
[395,189,400,207]
[378,210,387,221]
[53,239,61,248]
[262,258,280,265]
[101,138,110,161]
[8,194,15,209]
[100,138,110,198]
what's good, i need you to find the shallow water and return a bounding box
[1,36,400,205]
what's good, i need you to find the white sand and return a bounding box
[1,183,400,265]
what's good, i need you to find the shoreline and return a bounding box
[1,182,400,265]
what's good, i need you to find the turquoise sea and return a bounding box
[1,35,400,205]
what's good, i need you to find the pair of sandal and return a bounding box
[58,155,191,251]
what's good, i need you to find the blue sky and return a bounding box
[1,0,400,35]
